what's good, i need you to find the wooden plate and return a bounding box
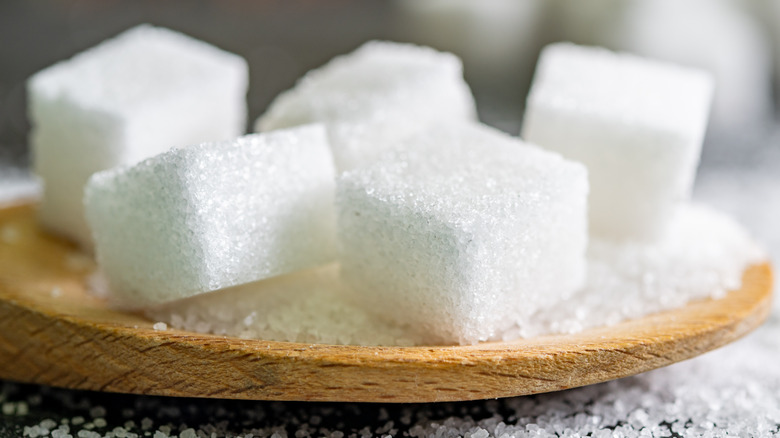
[0,202,773,403]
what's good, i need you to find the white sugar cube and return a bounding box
[522,43,713,242]
[28,24,249,249]
[255,41,476,172]
[336,123,588,345]
[84,125,336,307]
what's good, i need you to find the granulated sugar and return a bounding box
[148,204,764,346]
[504,203,765,339]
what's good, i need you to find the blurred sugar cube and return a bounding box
[84,125,336,307]
[614,0,774,134]
[28,24,249,249]
[255,41,476,172]
[336,123,588,345]
[523,43,713,242]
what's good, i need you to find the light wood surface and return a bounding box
[0,203,773,403]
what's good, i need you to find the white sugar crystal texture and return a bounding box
[256,41,476,172]
[84,126,337,307]
[522,43,713,241]
[28,24,249,249]
[337,123,588,345]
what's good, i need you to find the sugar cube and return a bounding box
[522,43,713,242]
[255,41,476,172]
[84,125,336,307]
[336,123,588,345]
[28,24,249,249]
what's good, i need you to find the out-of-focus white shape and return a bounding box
[523,43,713,242]
[613,0,774,133]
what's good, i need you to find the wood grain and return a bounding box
[0,202,773,402]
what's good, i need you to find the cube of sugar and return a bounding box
[255,41,476,172]
[336,123,588,345]
[522,43,713,242]
[28,24,249,249]
[84,125,337,307]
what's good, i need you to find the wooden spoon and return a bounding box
[0,203,773,403]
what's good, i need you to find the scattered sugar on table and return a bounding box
[255,41,476,172]
[84,126,337,307]
[522,42,713,242]
[27,24,248,250]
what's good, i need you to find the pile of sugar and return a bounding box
[147,204,764,346]
[522,42,713,241]
[504,204,765,339]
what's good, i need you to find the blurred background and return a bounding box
[2,0,780,163]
